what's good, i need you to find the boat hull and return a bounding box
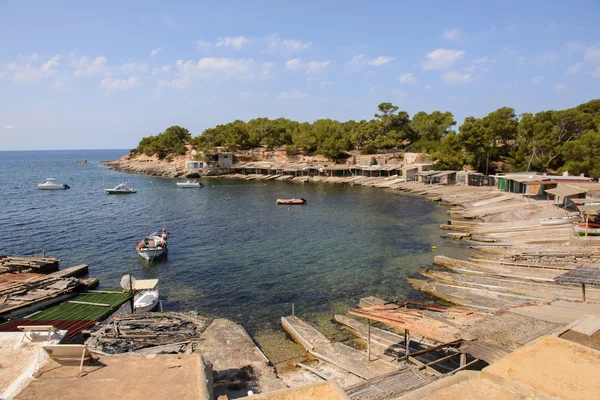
[134,290,159,313]
[104,189,136,194]
[541,216,579,226]
[276,198,307,205]
[176,183,203,188]
[137,246,167,260]
[37,184,69,190]
[573,225,600,236]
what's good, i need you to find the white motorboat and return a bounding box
[133,290,160,313]
[37,178,70,190]
[136,229,169,260]
[104,182,136,194]
[176,180,204,188]
[540,215,579,226]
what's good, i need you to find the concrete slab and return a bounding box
[16,354,210,400]
[0,330,66,400]
[242,381,349,400]
[483,336,600,400]
[509,300,600,325]
[195,318,286,398]
[571,315,600,336]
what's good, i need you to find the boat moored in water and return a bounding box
[136,229,169,260]
[276,198,307,205]
[104,182,136,194]
[176,180,204,188]
[37,178,70,190]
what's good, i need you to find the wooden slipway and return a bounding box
[281,315,397,381]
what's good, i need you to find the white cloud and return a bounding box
[463,65,477,73]
[399,73,417,85]
[501,83,512,91]
[472,57,489,64]
[441,70,473,84]
[286,58,330,73]
[5,54,62,83]
[527,51,559,66]
[267,35,312,52]
[239,91,251,97]
[320,81,335,87]
[443,28,461,43]
[216,36,253,49]
[585,42,600,64]
[158,57,269,89]
[151,65,172,77]
[422,48,465,70]
[121,62,148,73]
[278,90,308,100]
[99,77,139,93]
[367,56,395,66]
[553,83,568,92]
[592,66,600,78]
[505,24,519,35]
[349,54,395,67]
[4,125,14,130]
[392,89,408,97]
[531,76,544,84]
[151,48,163,57]
[567,41,586,54]
[195,40,212,51]
[425,84,434,90]
[566,62,583,76]
[350,54,364,65]
[0,71,5,78]
[73,56,109,78]
[163,15,177,28]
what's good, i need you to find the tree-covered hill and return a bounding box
[133,99,600,178]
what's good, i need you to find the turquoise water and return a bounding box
[0,150,465,355]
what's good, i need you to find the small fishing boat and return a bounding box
[104,182,136,194]
[135,229,169,260]
[540,215,579,226]
[176,180,204,188]
[276,198,307,205]
[37,178,70,190]
[573,223,600,236]
[134,290,160,313]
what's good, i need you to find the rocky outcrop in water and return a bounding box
[103,153,227,178]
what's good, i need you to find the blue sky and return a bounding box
[1,0,599,150]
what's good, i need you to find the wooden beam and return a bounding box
[67,301,111,307]
[582,284,587,302]
[398,339,463,361]
[449,358,481,374]
[419,352,461,370]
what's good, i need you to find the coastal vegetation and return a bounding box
[133,99,600,177]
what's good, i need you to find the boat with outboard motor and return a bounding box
[176,180,204,188]
[37,178,70,190]
[135,229,169,260]
[105,182,136,194]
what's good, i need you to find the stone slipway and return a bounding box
[194,318,287,397]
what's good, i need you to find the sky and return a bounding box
[1,0,600,150]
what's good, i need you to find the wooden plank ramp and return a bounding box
[47,264,89,278]
[281,315,398,380]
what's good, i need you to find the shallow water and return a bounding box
[0,150,467,359]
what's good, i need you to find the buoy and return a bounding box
[288,207,291,211]
[431,245,437,249]
[122,197,126,201]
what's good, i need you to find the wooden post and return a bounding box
[404,329,410,361]
[292,303,295,316]
[367,319,371,362]
[582,284,587,302]
[586,213,589,237]
[460,353,467,367]
[128,268,135,313]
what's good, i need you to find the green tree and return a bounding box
[410,111,456,151]
[432,131,465,170]
[558,131,600,178]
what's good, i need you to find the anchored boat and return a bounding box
[135,229,169,260]
[176,180,204,188]
[104,182,136,194]
[37,178,70,190]
[276,198,307,205]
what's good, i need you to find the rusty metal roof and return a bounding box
[0,319,97,339]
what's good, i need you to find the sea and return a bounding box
[0,149,467,361]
